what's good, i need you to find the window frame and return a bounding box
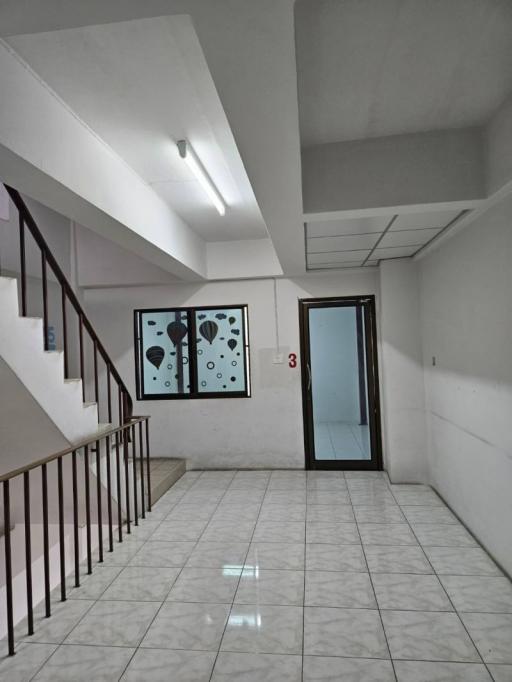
[134,304,251,400]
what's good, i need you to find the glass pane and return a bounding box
[195,307,247,393]
[140,310,191,395]
[309,305,370,460]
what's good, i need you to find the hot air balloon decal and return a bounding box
[215,313,227,320]
[167,321,187,347]
[146,346,165,369]
[227,338,237,351]
[198,314,207,320]
[199,320,218,345]
[229,316,236,325]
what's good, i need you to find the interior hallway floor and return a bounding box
[2,469,512,681]
[314,422,371,460]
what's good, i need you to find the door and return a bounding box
[299,296,382,470]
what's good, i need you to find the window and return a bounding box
[134,305,250,399]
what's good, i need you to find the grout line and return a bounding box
[207,471,272,681]
[119,471,237,680]
[17,471,511,680]
[346,478,399,682]
[384,483,496,680]
[25,480,195,680]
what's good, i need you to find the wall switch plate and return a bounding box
[272,353,284,364]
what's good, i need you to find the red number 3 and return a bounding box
[288,353,297,368]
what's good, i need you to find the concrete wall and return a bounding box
[379,259,428,483]
[302,128,485,215]
[84,271,378,469]
[419,193,512,575]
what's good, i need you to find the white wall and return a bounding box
[84,271,378,469]
[309,306,359,423]
[379,259,428,483]
[302,128,485,214]
[419,193,512,575]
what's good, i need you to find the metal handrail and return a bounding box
[1,417,152,656]
[2,184,133,424]
[0,417,149,483]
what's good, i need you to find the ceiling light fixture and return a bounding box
[177,139,226,216]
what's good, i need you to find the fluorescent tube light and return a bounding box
[177,140,226,216]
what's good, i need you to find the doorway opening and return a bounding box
[299,296,382,470]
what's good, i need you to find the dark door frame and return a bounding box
[298,295,383,470]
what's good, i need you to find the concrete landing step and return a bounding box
[133,458,186,505]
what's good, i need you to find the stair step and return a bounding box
[130,458,186,505]
[83,401,97,408]
[64,378,81,384]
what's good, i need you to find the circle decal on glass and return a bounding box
[207,361,215,370]
[201,380,207,387]
[164,381,171,387]
[230,376,236,382]
[197,349,203,355]
[231,360,237,366]
[167,363,173,370]
[216,373,222,378]
[182,357,189,365]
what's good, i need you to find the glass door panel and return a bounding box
[300,297,381,470]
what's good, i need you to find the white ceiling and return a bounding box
[306,208,467,270]
[7,15,269,242]
[296,0,512,146]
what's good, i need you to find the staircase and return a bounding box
[0,185,161,656]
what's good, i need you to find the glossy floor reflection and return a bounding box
[2,469,511,681]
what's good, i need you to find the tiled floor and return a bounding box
[314,422,371,460]
[2,469,512,681]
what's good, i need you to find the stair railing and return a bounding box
[1,415,151,656]
[2,184,133,426]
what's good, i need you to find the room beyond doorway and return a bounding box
[299,296,382,470]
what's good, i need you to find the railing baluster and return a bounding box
[115,432,123,543]
[61,288,68,379]
[96,441,103,562]
[84,446,92,574]
[132,424,139,526]
[41,253,49,351]
[41,464,51,617]
[3,480,15,655]
[93,340,99,414]
[144,417,151,511]
[57,457,66,601]
[145,419,152,512]
[23,471,34,636]
[18,214,27,316]
[138,420,145,519]
[107,365,112,424]
[79,314,85,402]
[105,435,114,552]
[124,433,131,534]
[72,450,80,587]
